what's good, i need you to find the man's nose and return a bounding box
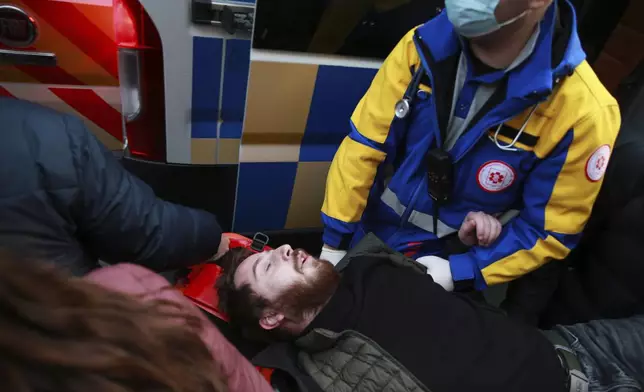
[277,245,293,260]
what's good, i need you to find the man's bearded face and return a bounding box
[233,245,340,320]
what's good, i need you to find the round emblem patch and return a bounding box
[586,144,611,182]
[477,161,516,192]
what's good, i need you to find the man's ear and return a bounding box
[259,310,285,330]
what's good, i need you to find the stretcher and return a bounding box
[175,233,275,383]
[176,232,270,320]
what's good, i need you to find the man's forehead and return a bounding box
[233,251,262,287]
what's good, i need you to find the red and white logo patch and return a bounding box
[586,144,611,182]
[477,160,516,192]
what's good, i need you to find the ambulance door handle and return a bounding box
[191,0,254,35]
[220,6,236,35]
[0,48,57,67]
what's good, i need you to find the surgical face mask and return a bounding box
[445,0,528,38]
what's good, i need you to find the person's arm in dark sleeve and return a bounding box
[67,115,222,270]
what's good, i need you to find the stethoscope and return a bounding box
[395,67,544,152]
[489,103,539,152]
[394,66,426,120]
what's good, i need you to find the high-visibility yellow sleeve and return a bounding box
[321,29,421,249]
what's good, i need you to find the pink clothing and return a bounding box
[85,263,273,392]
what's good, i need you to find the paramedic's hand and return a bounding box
[320,245,347,266]
[212,234,230,261]
[458,212,502,247]
[416,255,454,292]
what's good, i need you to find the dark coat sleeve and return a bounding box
[66,115,222,270]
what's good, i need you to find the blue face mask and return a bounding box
[445,0,528,38]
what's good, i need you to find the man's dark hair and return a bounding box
[216,248,272,341]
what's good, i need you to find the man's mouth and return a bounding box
[299,253,311,269]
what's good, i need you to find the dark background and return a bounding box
[253,0,629,63]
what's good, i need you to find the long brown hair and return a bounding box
[0,253,227,392]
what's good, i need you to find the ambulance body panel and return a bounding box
[0,0,634,238]
[135,0,442,234]
[0,0,122,150]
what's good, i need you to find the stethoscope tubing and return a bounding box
[395,67,540,152]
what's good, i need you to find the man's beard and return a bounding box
[274,252,340,321]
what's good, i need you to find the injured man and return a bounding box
[216,216,644,392]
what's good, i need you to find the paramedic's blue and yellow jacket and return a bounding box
[321,1,621,290]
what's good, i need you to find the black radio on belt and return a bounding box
[426,148,454,203]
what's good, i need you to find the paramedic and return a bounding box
[216,236,644,392]
[0,98,228,275]
[319,0,621,294]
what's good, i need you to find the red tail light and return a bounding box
[113,0,166,162]
[113,0,161,49]
[113,0,138,48]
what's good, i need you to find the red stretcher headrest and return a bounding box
[176,233,271,321]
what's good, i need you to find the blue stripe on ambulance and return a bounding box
[191,37,223,138]
[221,39,251,139]
[234,162,298,232]
[299,66,377,162]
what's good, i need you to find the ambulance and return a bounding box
[0,0,640,245]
